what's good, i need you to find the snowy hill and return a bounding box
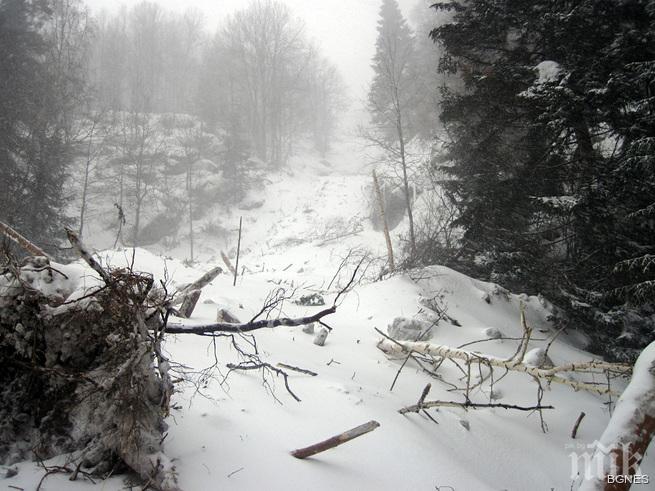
[4,139,651,491]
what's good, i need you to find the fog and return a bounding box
[85,0,426,101]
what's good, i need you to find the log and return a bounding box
[0,220,50,258]
[172,266,223,305]
[377,339,631,396]
[291,420,380,459]
[579,341,655,491]
[178,290,201,319]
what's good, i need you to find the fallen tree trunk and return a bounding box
[579,341,655,491]
[377,339,631,396]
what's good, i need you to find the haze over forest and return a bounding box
[1,1,654,489]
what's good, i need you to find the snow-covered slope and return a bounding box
[5,138,651,491]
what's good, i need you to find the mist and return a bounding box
[2,1,654,490]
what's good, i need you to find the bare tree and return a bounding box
[367,0,419,257]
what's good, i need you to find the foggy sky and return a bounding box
[84,0,430,102]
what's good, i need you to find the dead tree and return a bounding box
[377,312,631,396]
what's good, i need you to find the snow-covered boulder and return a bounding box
[388,317,434,341]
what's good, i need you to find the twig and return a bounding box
[226,362,301,402]
[277,363,318,376]
[399,400,555,414]
[571,411,586,439]
[291,421,381,459]
[417,383,432,409]
[227,467,244,478]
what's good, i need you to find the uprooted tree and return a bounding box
[0,223,348,490]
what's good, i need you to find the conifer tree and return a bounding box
[431,0,655,360]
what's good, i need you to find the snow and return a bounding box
[535,60,562,84]
[4,135,653,491]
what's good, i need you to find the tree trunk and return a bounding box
[372,170,395,271]
[396,114,416,259]
[579,342,655,491]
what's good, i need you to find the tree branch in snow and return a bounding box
[398,399,555,414]
[0,220,50,258]
[571,411,586,439]
[377,338,631,396]
[226,361,301,402]
[291,420,381,459]
[165,306,337,334]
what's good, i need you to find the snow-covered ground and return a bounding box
[5,135,652,490]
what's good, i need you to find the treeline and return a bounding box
[420,0,655,360]
[90,0,346,164]
[0,0,346,254]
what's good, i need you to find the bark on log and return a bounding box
[579,341,655,491]
[291,420,380,459]
[178,290,201,318]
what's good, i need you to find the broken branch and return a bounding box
[0,221,50,258]
[165,306,336,334]
[399,400,555,414]
[291,420,381,459]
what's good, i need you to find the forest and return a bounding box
[1,0,654,490]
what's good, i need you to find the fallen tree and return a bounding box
[377,312,632,396]
[0,222,351,489]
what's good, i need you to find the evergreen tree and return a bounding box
[431,0,655,360]
[0,0,77,252]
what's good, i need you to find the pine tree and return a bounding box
[0,0,76,252]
